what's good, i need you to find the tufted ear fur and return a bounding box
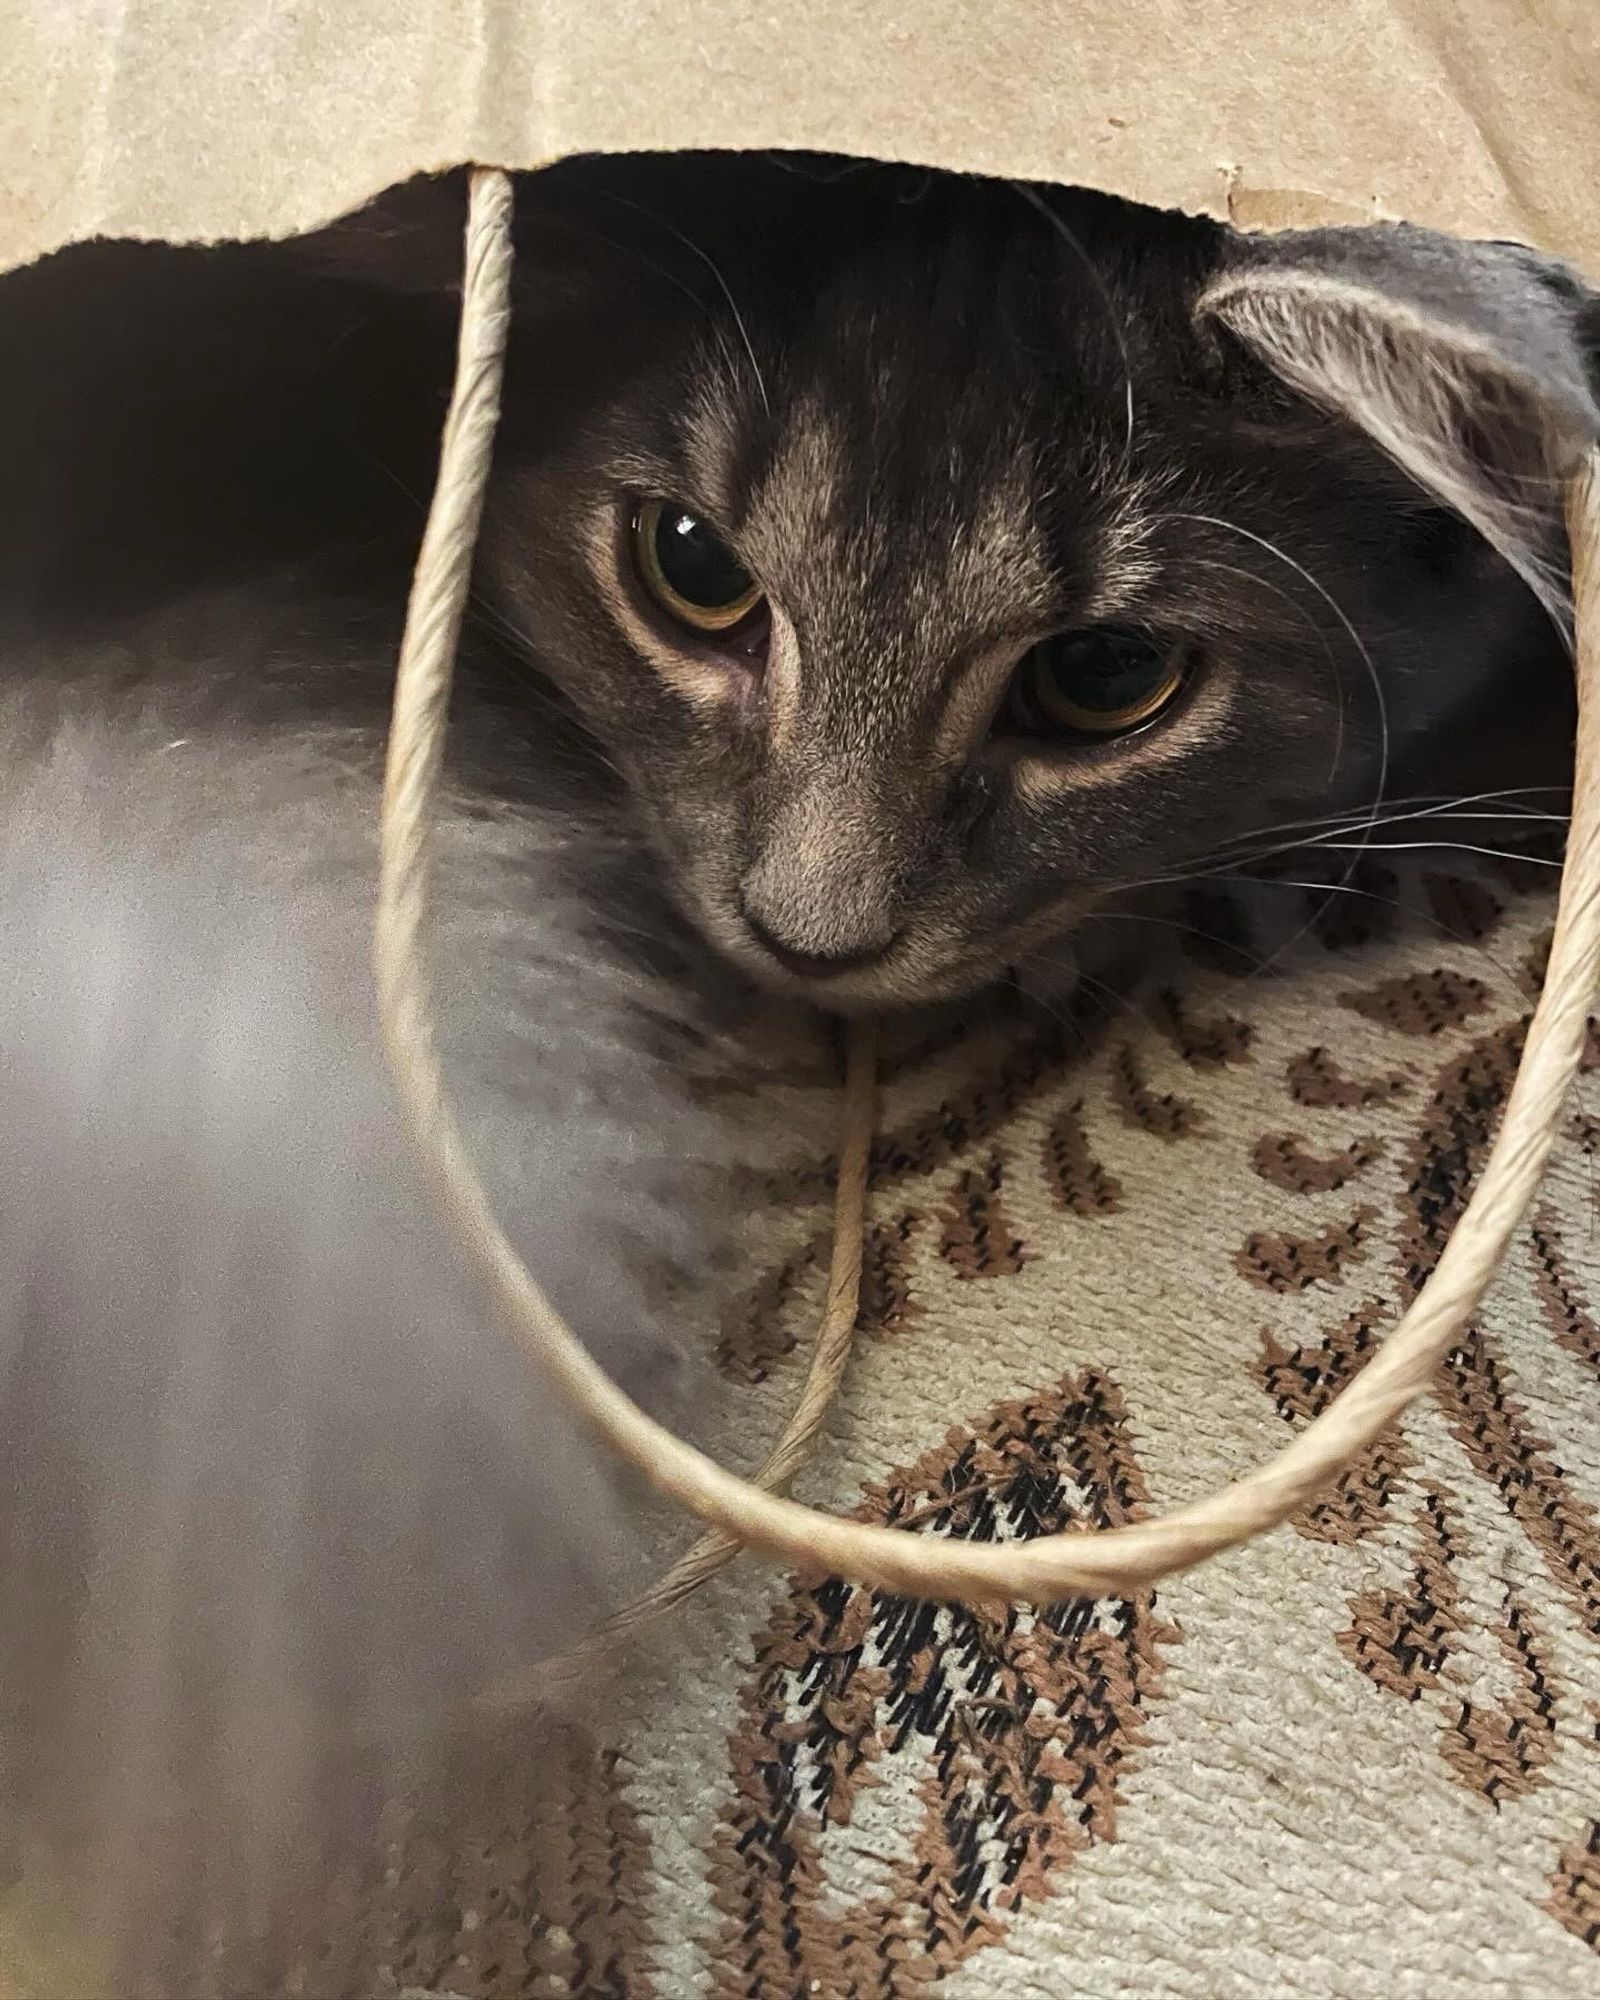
[1200,227,1600,629]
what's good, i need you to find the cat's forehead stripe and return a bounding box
[707,388,1058,647]
[738,394,853,558]
[680,375,743,523]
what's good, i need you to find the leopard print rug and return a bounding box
[96,867,1600,1997]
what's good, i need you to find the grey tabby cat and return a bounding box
[0,152,1594,1978]
[457,156,1595,1003]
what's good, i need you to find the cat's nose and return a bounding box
[740,907,894,980]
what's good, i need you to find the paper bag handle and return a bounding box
[374,167,1600,1636]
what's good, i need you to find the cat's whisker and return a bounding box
[1072,856,1538,1009]
[1162,509,1390,810]
[1118,839,1356,889]
[1194,869,1537,1005]
[1096,859,1533,1006]
[1278,790,1568,832]
[1288,824,1560,864]
[1184,553,1349,780]
[1022,949,1181,1047]
[1187,812,1565,879]
[1296,800,1560,832]
[1158,507,1394,975]
[1012,183,1136,464]
[999,973,1098,1063]
[565,196,773,420]
[1170,790,1567,885]
[1206,874,1386,898]
[1285,839,1562,866]
[603,194,772,420]
[1077,906,1274,978]
[1195,784,1568,850]
[1271,805,1566,841]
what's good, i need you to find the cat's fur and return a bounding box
[0,153,1596,1972]
[0,598,747,1968]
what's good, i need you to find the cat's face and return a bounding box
[476,157,1570,1007]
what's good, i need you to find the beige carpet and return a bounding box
[89,866,1600,1997]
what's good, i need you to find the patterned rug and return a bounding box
[90,867,1600,1996]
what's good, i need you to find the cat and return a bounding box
[452,155,1594,1003]
[0,151,1595,1983]
[11,155,1595,1011]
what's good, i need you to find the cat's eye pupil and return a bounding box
[1042,630,1162,712]
[654,507,751,609]
[1005,624,1188,740]
[632,498,763,635]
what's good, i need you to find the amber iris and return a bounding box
[1006,626,1189,738]
[633,500,763,633]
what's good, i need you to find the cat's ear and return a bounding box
[1198,227,1600,622]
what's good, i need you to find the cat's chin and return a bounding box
[738,953,1015,1015]
[683,888,1034,1012]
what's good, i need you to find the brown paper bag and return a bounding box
[4,0,1599,277]
[0,3,1596,1992]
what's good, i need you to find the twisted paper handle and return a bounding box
[375,166,1600,1642]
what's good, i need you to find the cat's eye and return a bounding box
[1003,626,1190,739]
[632,499,764,635]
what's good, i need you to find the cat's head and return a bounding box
[337,157,1600,1005]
